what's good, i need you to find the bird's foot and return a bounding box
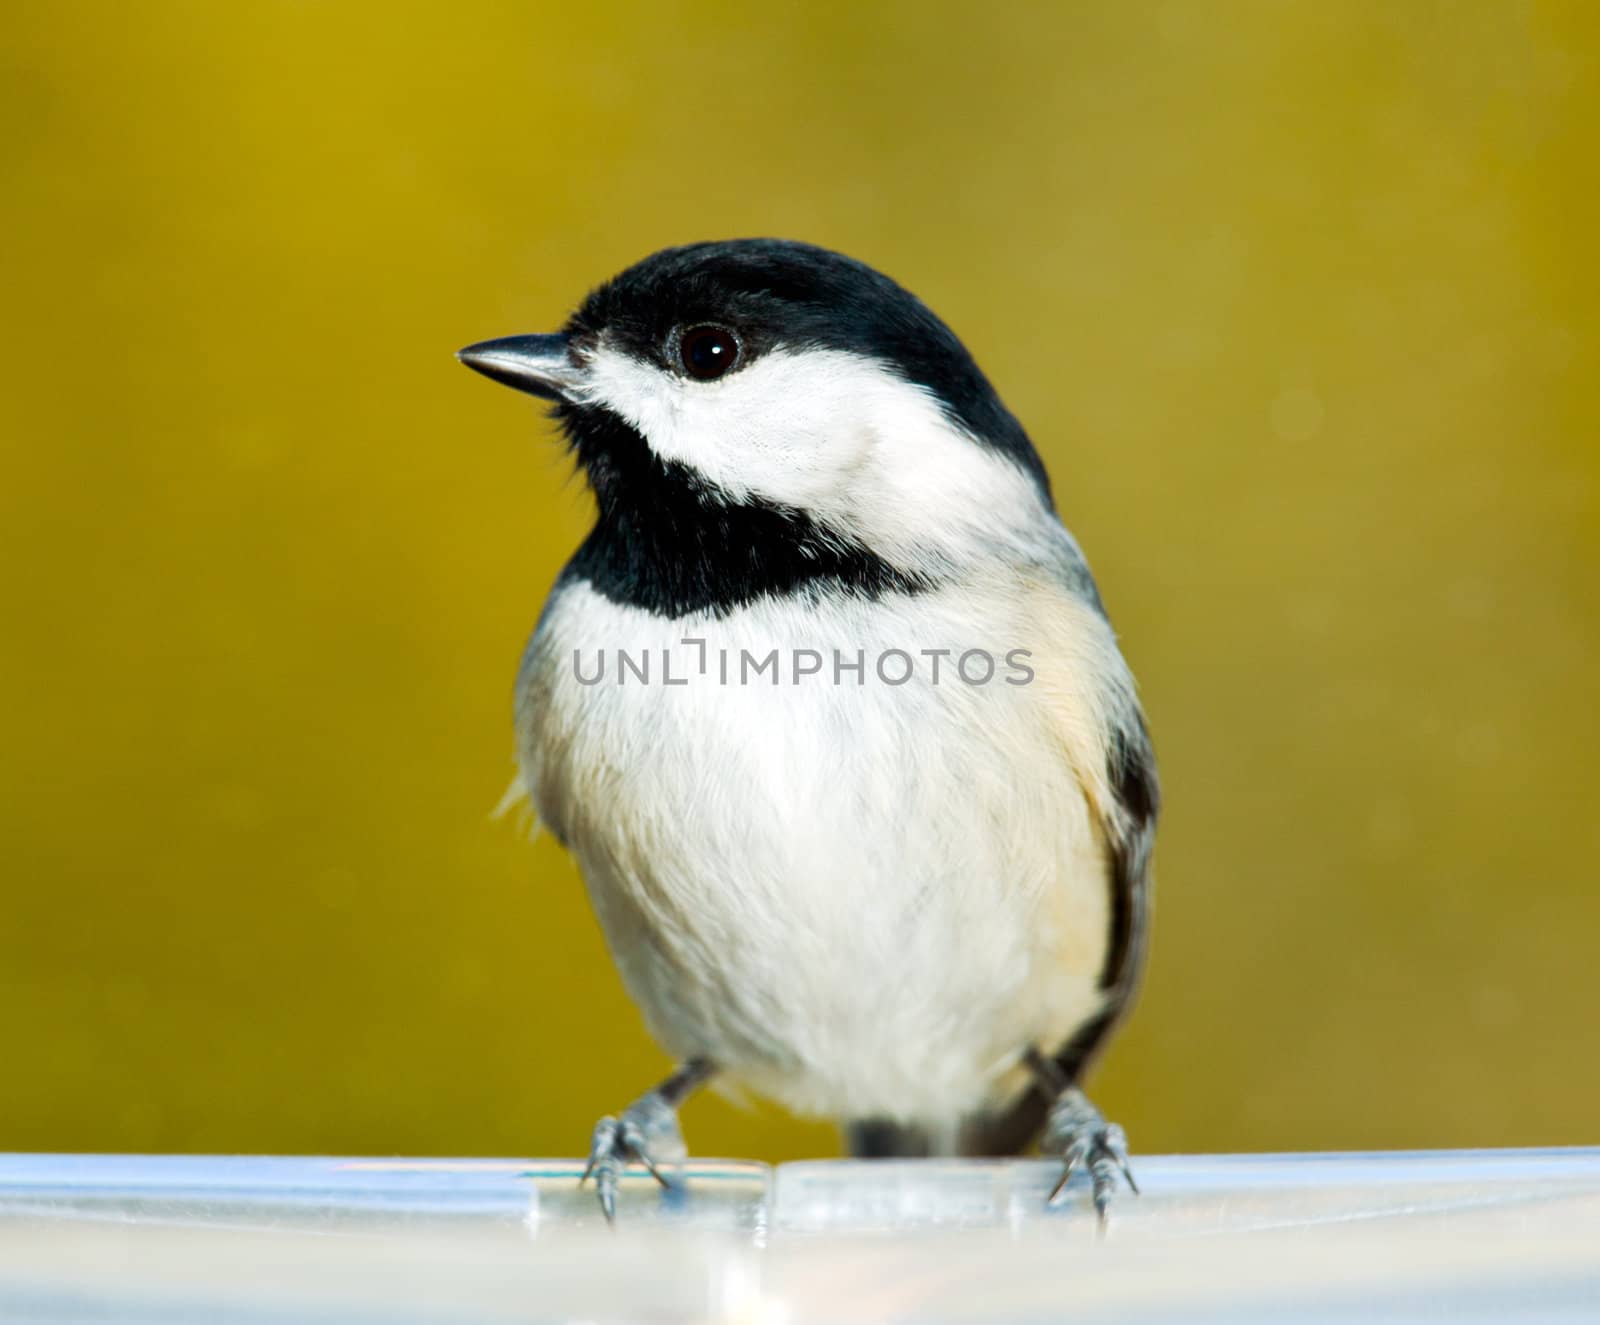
[578,1088,687,1222]
[1041,1087,1137,1223]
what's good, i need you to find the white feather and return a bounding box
[518,575,1128,1126]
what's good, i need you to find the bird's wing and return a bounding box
[1030,559,1159,1032]
[963,554,1160,1154]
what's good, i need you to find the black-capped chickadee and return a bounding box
[458,240,1158,1222]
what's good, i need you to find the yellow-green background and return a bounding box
[3,2,1595,1162]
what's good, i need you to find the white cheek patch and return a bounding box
[578,341,1055,575]
[579,343,881,506]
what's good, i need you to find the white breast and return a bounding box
[517,579,1114,1127]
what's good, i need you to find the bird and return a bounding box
[457,239,1158,1223]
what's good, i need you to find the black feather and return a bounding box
[557,400,926,617]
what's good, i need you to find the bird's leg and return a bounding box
[579,1057,714,1222]
[1025,1047,1137,1224]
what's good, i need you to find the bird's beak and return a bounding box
[456,333,585,403]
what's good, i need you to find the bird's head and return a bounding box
[460,240,1058,612]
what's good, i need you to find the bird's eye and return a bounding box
[678,325,740,381]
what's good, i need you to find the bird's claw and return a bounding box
[578,1090,686,1222]
[1041,1087,1137,1225]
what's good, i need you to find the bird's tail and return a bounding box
[844,1118,943,1158]
[844,1111,1041,1157]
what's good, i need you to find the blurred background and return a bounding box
[2,2,1595,1163]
